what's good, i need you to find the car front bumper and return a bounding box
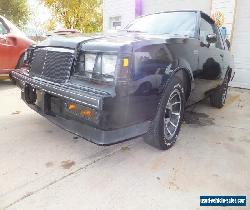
[11,70,150,145]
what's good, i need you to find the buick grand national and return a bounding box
[12,11,234,150]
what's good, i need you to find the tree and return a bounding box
[0,0,29,27]
[43,0,102,33]
[43,19,57,31]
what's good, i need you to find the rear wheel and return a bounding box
[145,76,185,150]
[210,73,230,108]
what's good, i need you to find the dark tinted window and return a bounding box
[125,12,197,37]
[200,18,214,45]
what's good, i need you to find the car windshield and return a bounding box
[125,12,197,36]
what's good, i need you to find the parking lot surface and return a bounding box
[0,81,249,210]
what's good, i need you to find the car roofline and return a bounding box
[134,10,206,19]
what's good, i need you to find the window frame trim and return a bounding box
[0,17,10,35]
[198,12,225,50]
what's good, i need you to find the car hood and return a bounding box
[37,31,188,53]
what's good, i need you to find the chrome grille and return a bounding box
[30,47,75,83]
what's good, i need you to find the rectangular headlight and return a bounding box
[81,53,117,78]
[85,54,96,72]
[23,46,35,66]
[102,54,117,76]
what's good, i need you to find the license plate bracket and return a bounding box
[24,84,37,104]
[35,89,51,114]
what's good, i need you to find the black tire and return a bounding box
[210,74,230,108]
[145,76,185,150]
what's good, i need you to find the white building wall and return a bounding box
[103,0,211,31]
[230,0,250,89]
[211,0,236,39]
[103,0,135,31]
[143,0,211,15]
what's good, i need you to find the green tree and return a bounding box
[43,19,57,31]
[44,0,102,33]
[0,0,29,27]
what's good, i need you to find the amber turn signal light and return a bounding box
[68,103,77,110]
[80,109,93,118]
[123,58,129,67]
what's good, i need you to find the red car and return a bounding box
[0,15,34,80]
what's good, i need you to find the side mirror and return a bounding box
[206,33,217,43]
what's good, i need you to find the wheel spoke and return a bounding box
[170,121,177,128]
[169,93,177,101]
[166,127,173,136]
[171,101,181,106]
[171,112,180,116]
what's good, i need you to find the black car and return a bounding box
[12,11,234,150]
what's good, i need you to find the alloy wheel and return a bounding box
[164,89,182,141]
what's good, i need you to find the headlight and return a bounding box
[85,54,96,72]
[102,54,117,76]
[23,46,35,66]
[23,50,28,62]
[83,53,117,77]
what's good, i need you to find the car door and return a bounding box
[0,19,10,69]
[0,18,17,70]
[188,14,225,104]
[198,14,224,89]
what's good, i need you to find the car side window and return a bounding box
[0,20,8,35]
[200,18,214,46]
[200,17,224,49]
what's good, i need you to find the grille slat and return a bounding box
[30,48,75,83]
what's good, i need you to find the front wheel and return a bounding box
[145,76,185,150]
